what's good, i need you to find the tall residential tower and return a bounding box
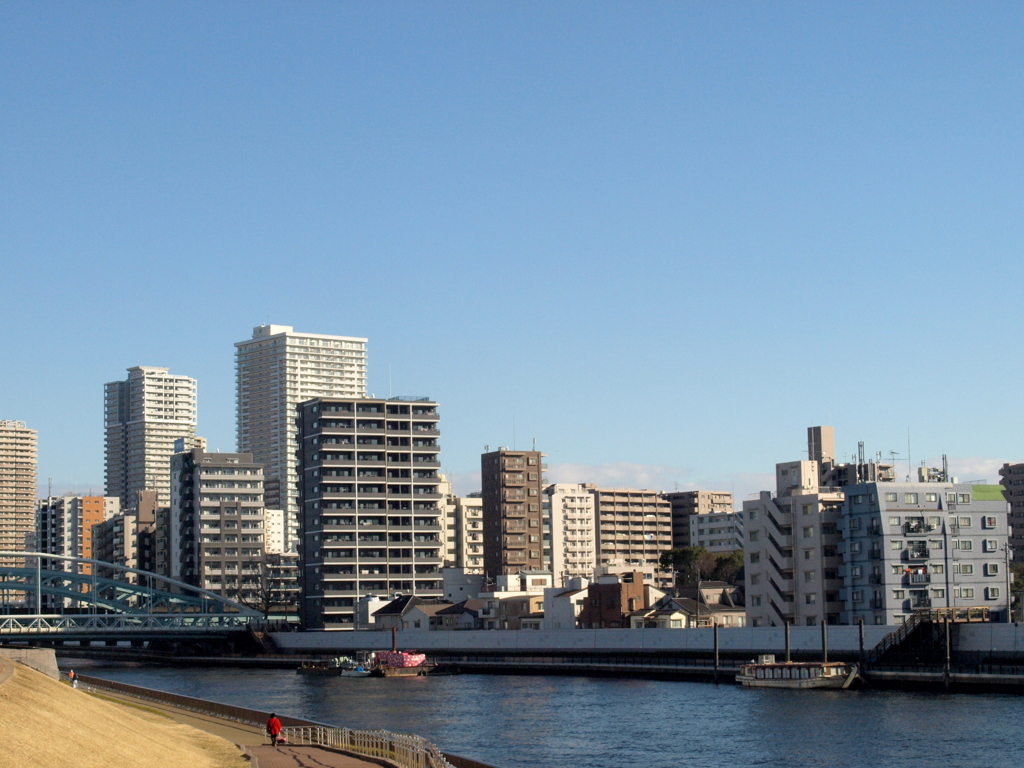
[235,325,367,551]
[104,366,197,509]
[0,420,37,566]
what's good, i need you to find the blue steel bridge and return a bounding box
[0,552,259,644]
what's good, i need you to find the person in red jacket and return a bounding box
[266,713,282,747]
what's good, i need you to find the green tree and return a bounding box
[710,549,745,585]
[659,546,710,589]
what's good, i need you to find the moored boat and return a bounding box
[736,655,858,689]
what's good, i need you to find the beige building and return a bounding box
[235,325,368,551]
[0,420,37,566]
[482,448,545,579]
[744,460,845,627]
[543,483,597,586]
[594,488,672,587]
[665,490,735,548]
[442,489,484,570]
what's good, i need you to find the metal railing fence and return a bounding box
[283,725,454,768]
[73,673,494,768]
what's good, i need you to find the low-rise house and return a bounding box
[576,571,664,629]
[499,594,544,629]
[542,579,589,630]
[435,598,488,630]
[630,581,746,628]
[371,596,453,631]
[521,612,544,630]
[403,601,455,631]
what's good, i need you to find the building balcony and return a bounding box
[906,571,931,585]
[904,546,929,561]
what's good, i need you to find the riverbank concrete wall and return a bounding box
[956,623,1024,653]
[270,626,893,654]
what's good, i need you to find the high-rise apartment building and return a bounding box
[840,483,1010,625]
[235,325,368,551]
[542,483,597,586]
[743,461,846,627]
[0,420,37,566]
[593,488,672,586]
[442,491,484,570]
[743,426,1008,627]
[666,490,736,549]
[92,490,159,575]
[482,448,545,580]
[104,366,197,509]
[297,397,444,629]
[170,448,266,602]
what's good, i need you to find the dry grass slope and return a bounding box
[0,660,248,768]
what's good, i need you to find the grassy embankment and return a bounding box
[0,659,248,768]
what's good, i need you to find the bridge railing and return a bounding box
[0,613,253,634]
[283,725,454,768]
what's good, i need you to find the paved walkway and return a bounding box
[248,745,381,767]
[88,688,379,768]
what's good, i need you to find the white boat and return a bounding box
[736,656,858,689]
[340,666,372,678]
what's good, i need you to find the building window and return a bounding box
[803,527,814,538]
[804,549,815,560]
[959,516,972,527]
[983,516,998,529]
[849,518,861,531]
[889,516,900,526]
[802,504,813,515]
[958,494,971,504]
[852,590,862,602]
[749,552,760,563]
[932,565,944,574]
[905,494,918,504]
[850,542,862,554]
[751,596,762,607]
[750,574,761,585]
[891,540,903,550]
[851,566,862,578]
[987,587,1000,600]
[885,493,898,503]
[804,571,816,582]
[955,540,973,551]
[985,563,1000,576]
[983,540,998,552]
[805,594,817,604]
[748,531,759,542]
[806,616,817,626]
[891,565,903,575]
[932,589,945,598]
[929,539,943,551]
[925,493,938,502]
[892,590,905,599]
[749,509,759,520]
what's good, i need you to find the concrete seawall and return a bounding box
[270,625,893,655]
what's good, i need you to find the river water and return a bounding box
[68,661,1024,768]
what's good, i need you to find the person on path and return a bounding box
[68,670,78,689]
[266,713,282,747]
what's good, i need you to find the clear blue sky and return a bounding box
[2,3,1021,503]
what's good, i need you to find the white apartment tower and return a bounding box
[543,483,597,586]
[104,367,197,509]
[235,325,367,551]
[0,420,38,567]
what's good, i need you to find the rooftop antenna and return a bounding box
[48,478,52,499]
[532,437,536,452]
[907,427,912,482]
